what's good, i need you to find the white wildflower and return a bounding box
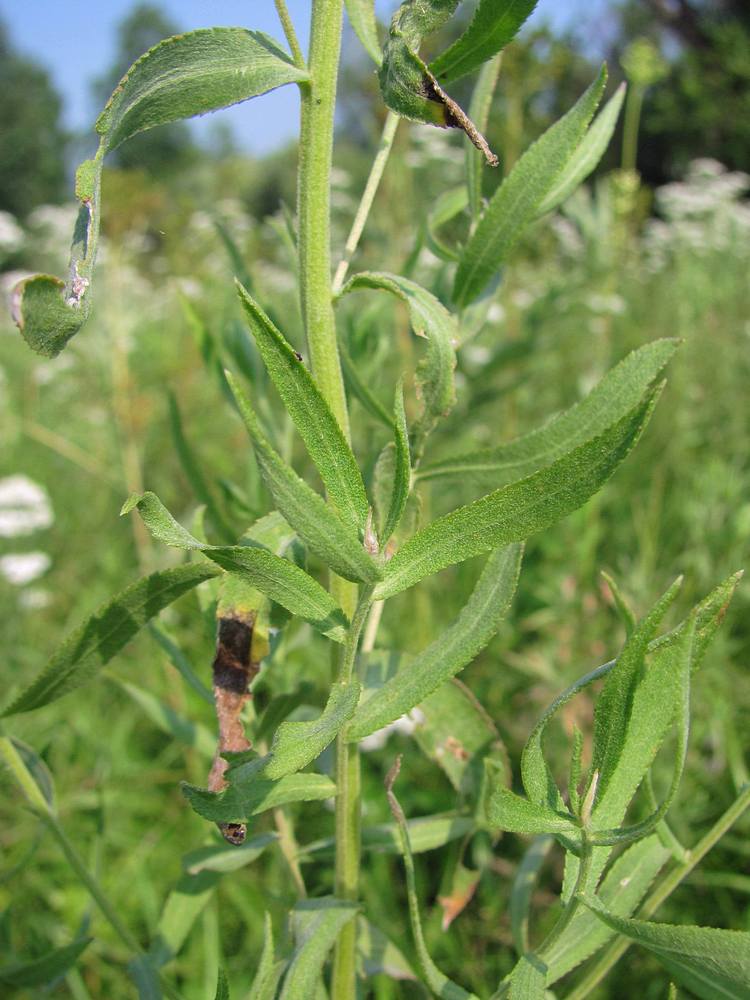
[359,709,425,752]
[0,475,54,537]
[0,551,51,585]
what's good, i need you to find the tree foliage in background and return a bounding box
[616,0,750,181]
[0,21,67,218]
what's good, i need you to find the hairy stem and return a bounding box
[274,0,305,69]
[566,784,750,999]
[332,111,400,294]
[297,3,360,995]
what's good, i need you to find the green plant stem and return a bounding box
[621,84,643,173]
[333,586,373,997]
[298,0,350,443]
[332,111,400,294]
[298,4,361,994]
[0,736,184,1000]
[565,784,750,999]
[538,835,593,959]
[274,0,305,69]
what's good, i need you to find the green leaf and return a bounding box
[379,387,659,599]
[345,0,382,65]
[357,916,417,981]
[339,272,458,452]
[215,969,230,1000]
[386,761,479,1000]
[183,769,336,824]
[414,678,504,794]
[430,0,538,84]
[453,67,607,306]
[124,492,350,643]
[348,545,522,739]
[0,938,91,988]
[236,282,369,532]
[485,788,578,838]
[510,836,554,955]
[279,899,359,1000]
[182,833,278,875]
[225,373,382,584]
[585,901,750,1000]
[168,393,234,543]
[544,835,670,984]
[418,339,678,486]
[149,623,213,704]
[426,185,470,262]
[248,914,280,1000]
[591,578,683,805]
[535,83,627,217]
[302,812,475,857]
[1,563,220,716]
[264,680,361,779]
[14,29,308,357]
[506,952,547,1000]
[114,678,216,757]
[381,382,412,544]
[151,870,220,965]
[340,342,394,429]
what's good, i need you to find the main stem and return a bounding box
[297,4,360,996]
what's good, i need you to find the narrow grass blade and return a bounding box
[345,0,382,65]
[279,899,358,1000]
[348,544,522,739]
[378,387,659,599]
[225,372,381,583]
[1,563,220,716]
[418,339,678,486]
[339,272,458,450]
[123,491,350,643]
[453,67,607,306]
[430,0,537,84]
[510,836,554,955]
[385,759,479,1000]
[536,84,627,217]
[114,678,216,757]
[0,939,91,988]
[236,282,369,532]
[584,901,750,1000]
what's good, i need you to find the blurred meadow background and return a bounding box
[0,1,749,996]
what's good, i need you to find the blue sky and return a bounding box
[1,0,612,154]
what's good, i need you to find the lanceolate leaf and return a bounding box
[280,900,359,1000]
[381,383,412,543]
[486,788,578,839]
[377,386,660,599]
[236,282,369,532]
[123,491,350,643]
[585,901,750,1000]
[506,952,547,1000]
[430,0,538,85]
[225,373,382,584]
[591,577,684,803]
[345,0,382,65]
[536,83,627,217]
[348,545,522,739]
[544,835,671,984]
[1,563,220,716]
[13,29,308,357]
[453,67,607,307]
[419,339,677,486]
[248,914,279,1000]
[0,938,92,988]
[339,272,458,453]
[264,681,361,779]
[183,769,336,824]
